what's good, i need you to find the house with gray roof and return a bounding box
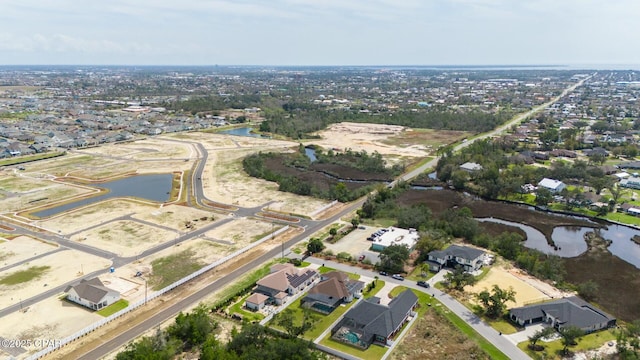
[65,278,120,311]
[509,296,616,333]
[301,271,364,314]
[331,289,418,349]
[426,244,485,272]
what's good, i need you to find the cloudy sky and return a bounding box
[0,0,638,66]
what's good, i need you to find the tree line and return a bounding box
[116,305,324,360]
[259,106,513,139]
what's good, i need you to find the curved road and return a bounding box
[7,76,590,358]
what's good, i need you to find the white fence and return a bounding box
[25,225,290,360]
[309,200,338,218]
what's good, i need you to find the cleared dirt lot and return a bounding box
[38,199,158,235]
[0,249,111,309]
[0,295,102,357]
[69,220,178,257]
[131,204,220,231]
[0,235,59,267]
[203,217,283,248]
[0,173,93,213]
[465,266,551,308]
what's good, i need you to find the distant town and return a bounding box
[0,66,639,360]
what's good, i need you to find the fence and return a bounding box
[25,225,290,360]
[309,200,338,218]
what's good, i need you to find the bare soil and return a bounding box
[390,305,490,360]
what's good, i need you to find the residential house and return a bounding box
[331,289,418,349]
[509,296,616,333]
[65,278,120,311]
[617,161,640,170]
[244,293,270,311]
[583,147,609,157]
[620,176,640,190]
[537,178,566,193]
[252,263,319,306]
[460,162,483,173]
[550,149,577,158]
[301,271,364,314]
[426,245,486,272]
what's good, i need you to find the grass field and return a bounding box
[96,299,129,317]
[518,329,616,359]
[0,266,51,285]
[148,250,204,290]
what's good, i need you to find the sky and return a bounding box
[0,0,638,66]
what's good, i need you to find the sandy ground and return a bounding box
[0,235,59,268]
[131,204,220,232]
[466,265,552,307]
[0,249,111,309]
[38,199,159,235]
[506,267,574,300]
[69,220,178,257]
[0,295,103,357]
[202,145,330,214]
[0,173,93,214]
[203,217,282,248]
[76,138,194,161]
[310,122,432,161]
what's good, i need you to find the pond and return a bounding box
[33,174,173,218]
[218,127,264,138]
[478,217,640,269]
[304,147,317,162]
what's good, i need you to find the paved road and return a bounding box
[304,257,531,360]
[76,197,367,359]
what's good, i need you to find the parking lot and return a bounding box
[324,225,383,264]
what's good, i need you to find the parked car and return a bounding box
[392,274,404,281]
[379,271,388,276]
[358,255,365,261]
[417,280,430,288]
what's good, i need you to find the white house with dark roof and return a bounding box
[426,245,486,272]
[65,278,120,310]
[509,296,616,333]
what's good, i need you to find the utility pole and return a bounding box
[144,280,148,305]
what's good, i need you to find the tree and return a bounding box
[443,265,477,291]
[559,326,585,355]
[378,244,410,274]
[609,185,626,209]
[475,285,516,318]
[450,170,468,190]
[307,238,324,254]
[168,305,217,350]
[576,280,599,301]
[591,176,612,195]
[350,217,360,228]
[617,320,640,359]
[329,228,338,236]
[534,187,553,207]
[275,308,318,338]
[528,327,556,351]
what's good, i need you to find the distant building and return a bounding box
[370,227,419,252]
[460,162,483,172]
[426,245,486,272]
[65,278,120,311]
[537,178,566,193]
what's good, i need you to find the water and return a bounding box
[478,217,640,268]
[305,147,318,162]
[218,127,262,137]
[411,185,444,190]
[33,174,173,218]
[428,172,437,180]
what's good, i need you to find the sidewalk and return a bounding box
[304,256,531,360]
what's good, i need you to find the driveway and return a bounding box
[504,323,548,345]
